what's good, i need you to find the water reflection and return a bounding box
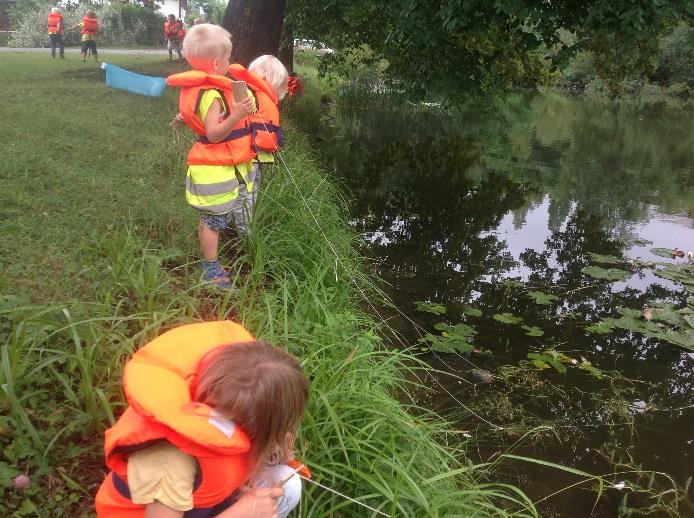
[317,89,694,515]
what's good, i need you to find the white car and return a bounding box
[294,38,333,56]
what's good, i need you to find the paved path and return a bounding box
[0,47,168,55]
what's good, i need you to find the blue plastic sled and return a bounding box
[101,62,167,97]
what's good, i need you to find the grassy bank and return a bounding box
[0,53,533,516]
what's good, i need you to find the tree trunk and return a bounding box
[278,15,293,73]
[222,0,287,66]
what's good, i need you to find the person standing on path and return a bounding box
[47,7,65,59]
[164,14,185,60]
[70,10,99,63]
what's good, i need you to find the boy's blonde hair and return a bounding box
[86,9,96,18]
[51,7,61,14]
[183,23,232,63]
[249,55,289,98]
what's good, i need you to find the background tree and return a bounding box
[289,0,694,99]
[222,0,286,66]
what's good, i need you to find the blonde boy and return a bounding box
[167,24,255,289]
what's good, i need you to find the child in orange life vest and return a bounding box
[94,321,310,518]
[229,55,289,200]
[47,7,65,59]
[70,10,99,62]
[164,14,185,60]
[166,24,255,289]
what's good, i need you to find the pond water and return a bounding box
[314,90,694,516]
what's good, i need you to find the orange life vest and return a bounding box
[47,12,64,35]
[95,321,257,517]
[166,71,255,166]
[164,20,184,40]
[228,64,283,153]
[81,16,98,36]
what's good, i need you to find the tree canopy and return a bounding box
[289,0,694,98]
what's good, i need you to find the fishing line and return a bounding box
[299,474,389,517]
[259,115,503,430]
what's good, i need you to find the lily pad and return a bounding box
[464,307,483,317]
[527,290,559,305]
[581,266,630,281]
[650,247,677,258]
[522,325,544,337]
[414,301,446,315]
[501,279,524,289]
[493,312,524,324]
[585,320,615,335]
[434,321,477,338]
[631,238,653,246]
[586,252,625,265]
[422,333,474,354]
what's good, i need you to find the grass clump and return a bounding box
[1,53,534,516]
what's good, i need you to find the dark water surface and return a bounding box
[316,91,694,516]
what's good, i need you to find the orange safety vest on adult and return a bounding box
[228,64,283,153]
[166,70,255,166]
[47,12,64,35]
[94,321,257,517]
[81,16,98,36]
[164,20,185,40]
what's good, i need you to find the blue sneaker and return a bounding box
[200,260,231,289]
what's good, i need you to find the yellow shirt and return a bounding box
[127,441,197,511]
[186,89,253,195]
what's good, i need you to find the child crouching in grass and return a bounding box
[94,321,310,517]
[167,24,256,289]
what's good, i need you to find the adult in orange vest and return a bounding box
[47,7,65,59]
[164,14,184,60]
[94,321,310,517]
[70,10,99,62]
[229,55,288,198]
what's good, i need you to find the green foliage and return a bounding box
[521,325,544,337]
[526,290,559,305]
[653,23,694,86]
[414,301,446,315]
[586,252,625,264]
[493,312,524,325]
[291,0,694,100]
[581,265,631,281]
[11,1,165,48]
[185,0,227,25]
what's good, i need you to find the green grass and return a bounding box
[0,53,535,516]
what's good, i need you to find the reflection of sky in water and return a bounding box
[481,195,694,292]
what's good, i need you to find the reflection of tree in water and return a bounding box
[484,92,694,229]
[318,94,694,516]
[463,209,694,516]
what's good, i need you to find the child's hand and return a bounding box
[230,96,254,119]
[228,487,284,518]
[169,113,185,131]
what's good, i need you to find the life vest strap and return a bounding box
[197,127,250,144]
[250,123,283,151]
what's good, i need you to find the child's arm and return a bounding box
[143,488,284,518]
[203,96,254,144]
[216,487,285,517]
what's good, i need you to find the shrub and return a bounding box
[11,1,165,48]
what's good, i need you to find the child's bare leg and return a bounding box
[198,221,219,261]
